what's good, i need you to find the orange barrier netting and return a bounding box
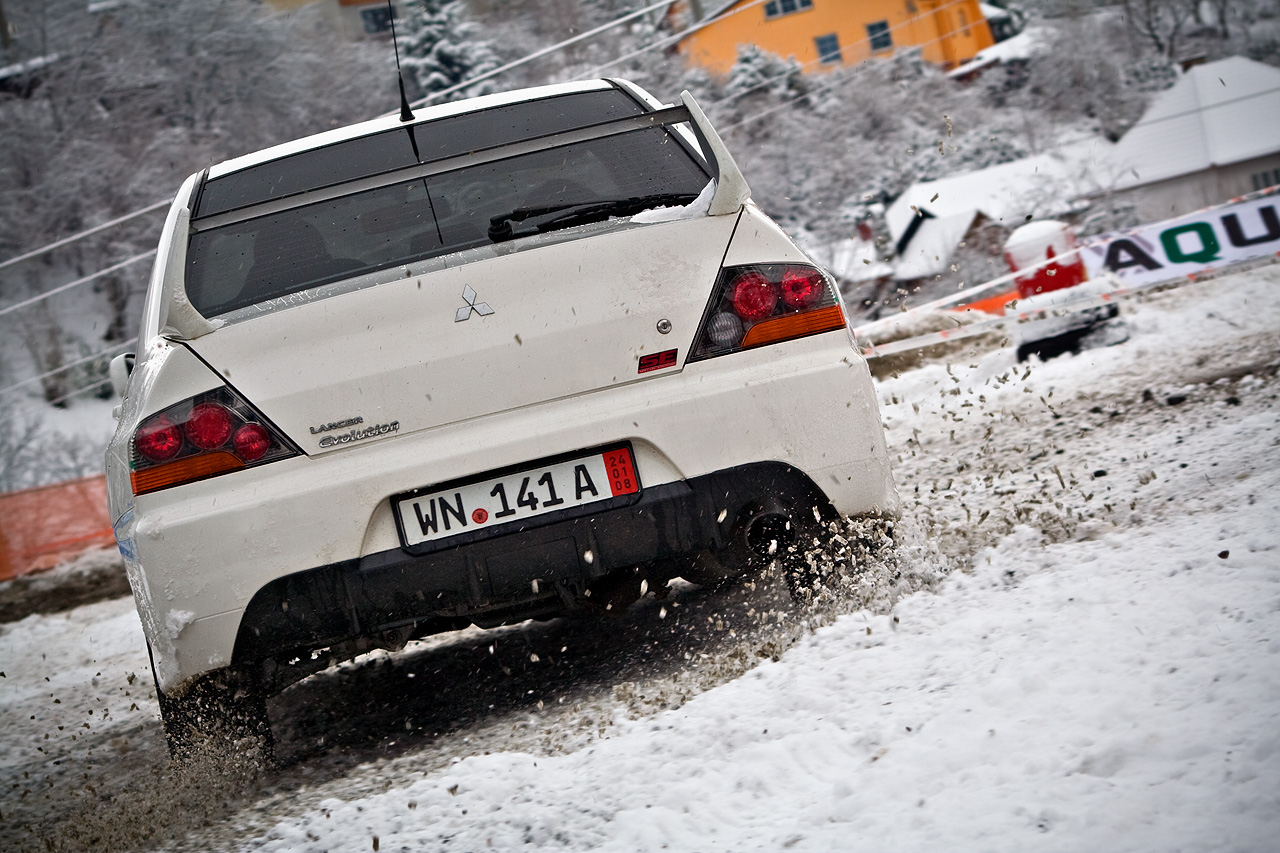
[0,474,115,582]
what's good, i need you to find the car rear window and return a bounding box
[185,126,710,317]
[193,90,647,219]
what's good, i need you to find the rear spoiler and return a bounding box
[662,92,751,216]
[154,171,219,342]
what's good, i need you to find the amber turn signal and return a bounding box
[131,451,245,496]
[740,305,846,349]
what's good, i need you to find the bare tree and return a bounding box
[1121,0,1196,57]
[0,415,43,493]
[1,0,390,402]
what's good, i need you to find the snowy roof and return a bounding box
[1107,56,1280,190]
[885,137,1111,279]
[947,27,1048,78]
[893,210,976,280]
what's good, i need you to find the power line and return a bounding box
[0,250,155,319]
[584,0,968,85]
[718,13,1018,133]
[0,378,113,429]
[0,2,677,271]
[0,0,976,279]
[0,337,136,398]
[409,0,678,108]
[0,0,1007,322]
[580,0,773,79]
[0,201,167,274]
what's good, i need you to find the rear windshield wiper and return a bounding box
[488,192,700,242]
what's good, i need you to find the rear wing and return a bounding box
[637,92,747,216]
[189,93,751,237]
[675,91,751,216]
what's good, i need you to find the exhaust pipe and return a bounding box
[743,505,795,558]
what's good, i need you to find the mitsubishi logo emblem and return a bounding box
[455,285,494,322]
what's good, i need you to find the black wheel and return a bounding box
[156,665,274,768]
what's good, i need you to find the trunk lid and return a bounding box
[184,215,738,454]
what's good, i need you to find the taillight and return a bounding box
[690,263,845,362]
[129,388,298,495]
[185,403,233,450]
[135,416,183,462]
[730,271,778,320]
[233,423,271,462]
[780,267,825,309]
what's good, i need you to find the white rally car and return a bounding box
[105,79,897,761]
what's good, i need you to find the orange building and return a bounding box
[670,0,995,74]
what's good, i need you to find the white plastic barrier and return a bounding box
[854,187,1280,360]
[1081,194,1280,286]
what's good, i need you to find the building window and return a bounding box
[867,20,892,51]
[1252,169,1280,191]
[815,33,843,64]
[764,0,813,20]
[959,10,971,36]
[361,6,395,35]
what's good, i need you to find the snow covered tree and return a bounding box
[1011,14,1169,141]
[722,44,810,105]
[398,0,501,102]
[1121,0,1197,57]
[0,0,386,400]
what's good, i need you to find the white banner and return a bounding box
[1081,194,1280,286]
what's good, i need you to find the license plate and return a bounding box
[395,446,640,547]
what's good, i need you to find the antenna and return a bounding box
[388,0,415,123]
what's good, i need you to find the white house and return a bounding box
[885,137,1111,280]
[1092,56,1280,221]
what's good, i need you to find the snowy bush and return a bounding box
[399,0,502,102]
[722,44,810,105]
[0,415,103,492]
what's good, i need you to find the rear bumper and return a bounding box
[234,461,833,690]
[112,334,897,693]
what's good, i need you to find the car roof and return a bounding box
[207,80,627,181]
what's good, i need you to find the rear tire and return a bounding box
[157,665,274,769]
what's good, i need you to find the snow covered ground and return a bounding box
[2,263,1278,852]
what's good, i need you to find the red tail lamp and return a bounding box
[234,424,271,462]
[130,388,297,495]
[780,267,825,309]
[185,403,234,450]
[691,263,845,362]
[730,271,778,320]
[135,416,183,463]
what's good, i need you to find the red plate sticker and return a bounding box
[603,447,639,496]
[638,349,678,374]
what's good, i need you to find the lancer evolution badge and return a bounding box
[455,285,494,322]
